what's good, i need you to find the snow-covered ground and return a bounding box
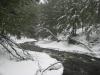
[10,36,37,43]
[1,32,100,75]
[0,48,63,75]
[35,39,100,58]
[34,27,100,58]
[0,35,64,75]
[11,35,100,58]
[0,40,63,75]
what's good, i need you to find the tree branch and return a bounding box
[39,27,60,41]
[41,61,62,75]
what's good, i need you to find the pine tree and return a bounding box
[39,0,99,40]
[0,0,39,38]
[0,0,39,60]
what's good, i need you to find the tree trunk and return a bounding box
[71,25,77,36]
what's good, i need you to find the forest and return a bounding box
[0,0,100,75]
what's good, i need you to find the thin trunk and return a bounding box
[0,42,20,59]
[71,25,77,36]
[39,27,60,41]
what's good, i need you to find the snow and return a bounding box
[0,59,38,75]
[42,68,63,75]
[34,27,100,58]
[39,0,47,4]
[35,40,89,52]
[10,36,37,43]
[76,28,84,34]
[0,50,63,75]
[91,44,100,58]
[57,15,66,21]
[35,40,100,58]
[0,36,64,75]
[32,27,100,58]
[2,28,100,75]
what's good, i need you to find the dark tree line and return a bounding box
[38,0,100,40]
[0,0,100,58]
[0,0,39,38]
[0,0,39,60]
[0,0,100,40]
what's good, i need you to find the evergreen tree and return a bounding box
[0,0,39,60]
[38,0,99,40]
[0,0,39,38]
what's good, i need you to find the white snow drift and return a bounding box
[35,40,100,58]
[0,50,63,75]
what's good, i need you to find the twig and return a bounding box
[39,27,60,41]
[0,34,34,60]
[0,42,20,59]
[68,37,93,52]
[5,39,25,60]
[41,61,61,75]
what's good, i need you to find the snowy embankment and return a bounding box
[0,51,63,75]
[0,37,63,75]
[34,27,100,58]
[10,36,37,43]
[35,40,100,58]
[11,36,100,58]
